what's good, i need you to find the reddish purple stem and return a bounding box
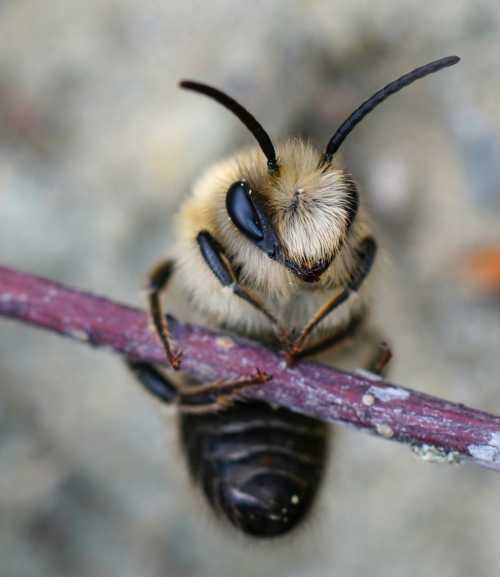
[1,265,500,472]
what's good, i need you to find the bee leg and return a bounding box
[197,231,290,343]
[178,395,236,414]
[367,341,392,376]
[285,315,363,364]
[148,259,183,370]
[126,359,179,404]
[178,369,272,414]
[286,237,377,364]
[285,288,351,365]
[127,358,271,414]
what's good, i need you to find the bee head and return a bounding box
[180,56,459,283]
[223,142,358,283]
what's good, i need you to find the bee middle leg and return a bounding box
[285,236,377,365]
[197,231,291,345]
[284,289,351,364]
[285,314,363,363]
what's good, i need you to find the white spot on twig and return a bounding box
[489,431,500,450]
[375,423,394,438]
[42,287,58,303]
[468,431,500,464]
[215,336,235,350]
[468,444,499,462]
[68,329,89,342]
[367,386,410,402]
[361,393,375,406]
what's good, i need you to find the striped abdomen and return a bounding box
[179,401,329,538]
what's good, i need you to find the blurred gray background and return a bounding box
[1,1,500,576]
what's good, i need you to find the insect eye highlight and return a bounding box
[226,181,264,241]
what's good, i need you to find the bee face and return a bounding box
[223,140,359,284]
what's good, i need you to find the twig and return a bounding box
[1,264,500,472]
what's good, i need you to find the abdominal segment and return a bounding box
[180,400,329,538]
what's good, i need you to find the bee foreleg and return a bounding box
[197,231,290,342]
[148,259,182,370]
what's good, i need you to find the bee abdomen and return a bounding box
[180,401,329,538]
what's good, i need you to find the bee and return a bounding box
[127,55,459,538]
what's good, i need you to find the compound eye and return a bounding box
[226,181,264,241]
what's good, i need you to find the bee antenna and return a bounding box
[322,55,460,165]
[180,80,279,174]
